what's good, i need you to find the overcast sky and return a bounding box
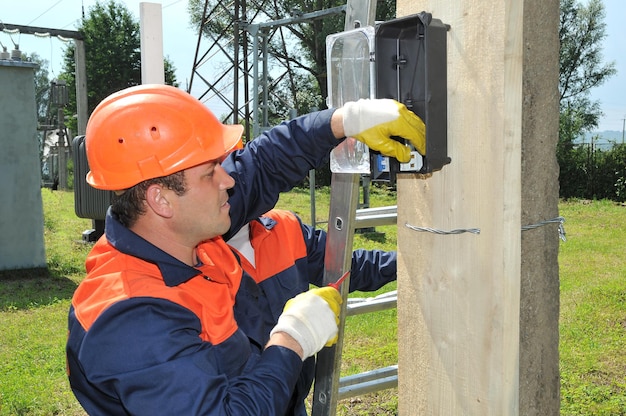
[2,0,624,132]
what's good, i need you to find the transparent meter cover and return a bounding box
[326,26,375,173]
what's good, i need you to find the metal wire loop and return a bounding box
[405,216,566,241]
[404,223,480,235]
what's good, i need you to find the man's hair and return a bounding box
[111,171,187,227]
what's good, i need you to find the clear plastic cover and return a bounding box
[326,27,375,173]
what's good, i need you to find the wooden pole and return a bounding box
[396,0,559,414]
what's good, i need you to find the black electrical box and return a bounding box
[373,12,450,180]
[72,135,113,241]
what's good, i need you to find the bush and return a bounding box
[558,142,626,202]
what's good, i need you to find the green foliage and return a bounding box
[21,52,53,184]
[558,0,617,200]
[21,52,52,124]
[559,143,626,201]
[59,0,178,133]
[559,0,615,104]
[616,176,626,202]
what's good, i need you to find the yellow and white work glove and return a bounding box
[270,287,342,360]
[342,98,426,163]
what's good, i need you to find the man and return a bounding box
[67,84,424,415]
[227,208,396,415]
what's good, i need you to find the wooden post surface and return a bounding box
[396,0,558,414]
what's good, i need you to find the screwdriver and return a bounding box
[328,270,350,291]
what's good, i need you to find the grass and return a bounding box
[0,189,91,416]
[0,188,624,415]
[558,200,626,416]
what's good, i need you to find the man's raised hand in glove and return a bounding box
[330,98,426,163]
[269,287,342,360]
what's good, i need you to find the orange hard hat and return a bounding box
[85,84,244,190]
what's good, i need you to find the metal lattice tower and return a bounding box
[188,0,345,140]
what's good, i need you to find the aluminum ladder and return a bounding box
[312,197,399,415]
[310,1,400,412]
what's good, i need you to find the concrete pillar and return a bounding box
[0,59,47,271]
[519,0,561,413]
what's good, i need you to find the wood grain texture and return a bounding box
[396,1,524,414]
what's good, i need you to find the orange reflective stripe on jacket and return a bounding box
[237,209,308,284]
[73,236,241,345]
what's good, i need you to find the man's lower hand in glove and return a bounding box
[268,287,342,360]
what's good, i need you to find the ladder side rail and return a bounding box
[311,173,360,416]
[311,1,377,414]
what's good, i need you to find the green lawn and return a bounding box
[0,188,624,415]
[558,200,626,415]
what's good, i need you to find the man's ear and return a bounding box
[145,184,174,218]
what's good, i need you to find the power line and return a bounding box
[163,0,185,9]
[61,20,79,30]
[27,0,66,26]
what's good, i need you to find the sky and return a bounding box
[1,0,625,133]
[587,0,626,132]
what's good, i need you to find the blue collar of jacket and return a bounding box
[104,207,200,287]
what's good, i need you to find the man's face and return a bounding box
[169,160,235,245]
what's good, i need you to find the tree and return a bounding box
[60,0,178,133]
[558,0,617,199]
[25,52,52,125]
[21,52,55,182]
[261,0,395,109]
[559,0,615,145]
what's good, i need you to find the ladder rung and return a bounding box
[355,205,398,216]
[354,205,397,229]
[346,291,397,316]
[338,365,398,400]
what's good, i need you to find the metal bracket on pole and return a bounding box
[246,6,347,138]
